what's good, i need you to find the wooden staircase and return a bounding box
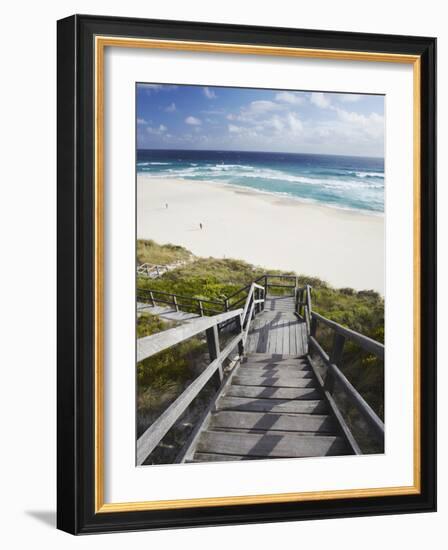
[136,275,385,465]
[184,353,350,461]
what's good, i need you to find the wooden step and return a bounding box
[238,367,313,379]
[233,374,316,388]
[232,370,317,388]
[239,365,311,375]
[210,410,337,433]
[196,430,348,458]
[245,354,306,361]
[225,384,320,400]
[188,453,256,462]
[217,396,328,414]
[243,358,310,368]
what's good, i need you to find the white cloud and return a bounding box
[228,124,241,133]
[146,124,167,135]
[185,115,201,126]
[310,92,331,109]
[200,109,225,115]
[140,84,178,93]
[137,118,147,125]
[338,94,362,103]
[165,102,176,112]
[203,87,217,99]
[267,116,285,132]
[275,91,304,105]
[249,100,279,113]
[286,113,303,134]
[226,100,281,125]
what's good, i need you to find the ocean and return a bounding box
[137,150,384,214]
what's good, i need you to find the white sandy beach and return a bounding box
[137,176,384,294]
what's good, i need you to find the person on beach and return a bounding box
[200,222,203,230]
[165,203,168,209]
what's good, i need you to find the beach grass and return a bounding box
[137,238,192,266]
[137,240,384,422]
[136,240,385,459]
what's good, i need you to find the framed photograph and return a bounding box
[57,14,436,534]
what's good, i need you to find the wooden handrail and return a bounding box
[226,284,251,300]
[311,311,384,359]
[137,280,265,465]
[241,282,264,328]
[297,284,384,446]
[309,335,384,440]
[266,282,296,289]
[137,330,244,464]
[137,309,243,362]
[263,274,297,279]
[138,274,294,317]
[137,287,224,307]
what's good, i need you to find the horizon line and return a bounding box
[136,148,385,160]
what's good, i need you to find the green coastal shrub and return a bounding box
[136,240,385,449]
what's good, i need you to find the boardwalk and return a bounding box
[184,352,349,461]
[182,294,349,461]
[137,302,199,323]
[246,295,308,355]
[136,276,385,465]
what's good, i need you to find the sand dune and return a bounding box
[137,176,384,294]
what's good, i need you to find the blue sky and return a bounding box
[136,84,384,157]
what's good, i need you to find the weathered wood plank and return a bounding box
[307,354,361,455]
[243,358,309,368]
[210,410,337,433]
[283,318,290,357]
[197,431,348,458]
[189,453,254,462]
[301,323,308,354]
[295,323,304,356]
[243,353,307,361]
[224,384,321,400]
[136,331,243,465]
[267,322,277,354]
[137,308,242,362]
[232,374,316,388]
[235,370,313,383]
[217,396,327,414]
[246,317,260,353]
[309,336,384,439]
[239,365,311,377]
[136,303,200,322]
[312,311,384,359]
[239,363,311,376]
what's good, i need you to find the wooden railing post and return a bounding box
[206,324,222,381]
[156,265,160,277]
[224,298,229,312]
[173,295,179,312]
[310,316,317,337]
[325,332,346,394]
[330,333,346,366]
[236,314,244,357]
[198,300,204,317]
[253,288,258,316]
[149,291,155,307]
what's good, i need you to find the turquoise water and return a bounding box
[137,149,384,213]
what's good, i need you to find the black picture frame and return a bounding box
[57,14,436,534]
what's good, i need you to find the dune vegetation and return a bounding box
[136,239,385,458]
